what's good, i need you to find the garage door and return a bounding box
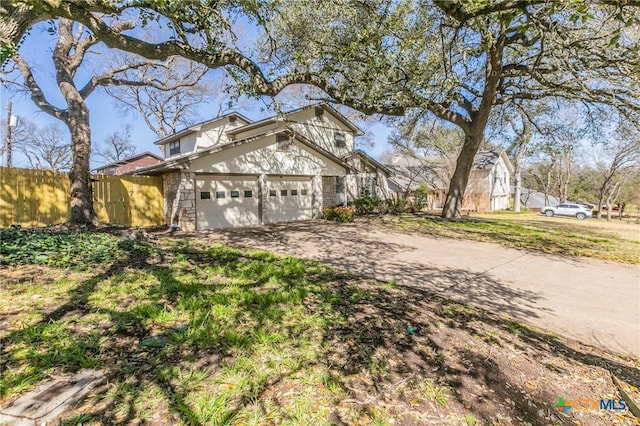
[196,176,260,229]
[265,176,312,224]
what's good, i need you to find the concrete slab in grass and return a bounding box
[0,369,104,426]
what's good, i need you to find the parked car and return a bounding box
[540,203,593,220]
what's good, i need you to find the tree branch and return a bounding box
[12,54,67,120]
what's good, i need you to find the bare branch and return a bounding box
[11,54,66,120]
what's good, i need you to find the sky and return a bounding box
[0,22,393,171]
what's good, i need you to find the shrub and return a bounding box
[386,197,408,215]
[413,184,430,212]
[353,196,384,215]
[323,206,355,222]
[0,227,152,268]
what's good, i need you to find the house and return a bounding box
[95,152,163,175]
[384,155,449,210]
[342,150,392,203]
[463,150,513,211]
[383,150,513,212]
[133,103,386,230]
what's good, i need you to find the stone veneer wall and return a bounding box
[322,176,337,208]
[163,172,197,231]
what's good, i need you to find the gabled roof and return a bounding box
[226,103,364,136]
[343,150,392,175]
[153,112,253,145]
[130,127,351,175]
[472,150,514,173]
[95,151,163,172]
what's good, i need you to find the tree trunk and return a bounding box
[514,163,522,212]
[66,103,97,225]
[442,133,482,219]
[597,193,604,219]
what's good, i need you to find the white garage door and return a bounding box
[196,176,260,229]
[265,176,312,224]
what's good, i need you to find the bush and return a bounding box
[323,206,355,222]
[0,227,152,268]
[386,197,407,214]
[353,196,384,215]
[412,184,430,212]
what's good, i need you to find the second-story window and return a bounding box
[334,132,346,148]
[169,140,181,156]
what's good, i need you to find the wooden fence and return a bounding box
[0,167,164,227]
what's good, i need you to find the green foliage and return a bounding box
[353,196,384,215]
[413,184,430,212]
[323,206,355,222]
[0,228,151,268]
[385,197,407,215]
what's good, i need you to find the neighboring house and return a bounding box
[95,152,163,175]
[384,155,449,210]
[133,103,384,230]
[463,150,513,212]
[383,150,513,212]
[516,188,560,209]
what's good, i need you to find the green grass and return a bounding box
[384,214,640,264]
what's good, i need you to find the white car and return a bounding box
[540,203,593,220]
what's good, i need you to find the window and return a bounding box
[200,191,211,200]
[169,141,180,156]
[231,191,240,198]
[244,190,253,197]
[215,191,226,199]
[281,189,288,196]
[315,106,324,117]
[301,189,308,196]
[229,115,237,123]
[276,134,292,151]
[269,190,277,196]
[336,176,345,194]
[334,132,346,148]
[291,189,298,196]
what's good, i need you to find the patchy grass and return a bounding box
[1,230,639,425]
[380,213,640,264]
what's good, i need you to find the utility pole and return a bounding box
[5,101,12,168]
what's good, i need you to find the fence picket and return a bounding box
[0,167,164,227]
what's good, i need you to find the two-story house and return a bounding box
[463,150,513,212]
[133,103,389,230]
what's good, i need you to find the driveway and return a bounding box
[201,220,640,357]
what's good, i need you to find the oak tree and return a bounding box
[2,1,640,218]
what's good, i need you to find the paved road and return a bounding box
[205,220,640,357]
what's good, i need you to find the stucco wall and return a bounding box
[188,136,347,177]
[230,108,355,159]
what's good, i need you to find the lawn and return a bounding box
[379,212,640,264]
[1,228,639,425]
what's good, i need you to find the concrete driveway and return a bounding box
[202,220,640,357]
